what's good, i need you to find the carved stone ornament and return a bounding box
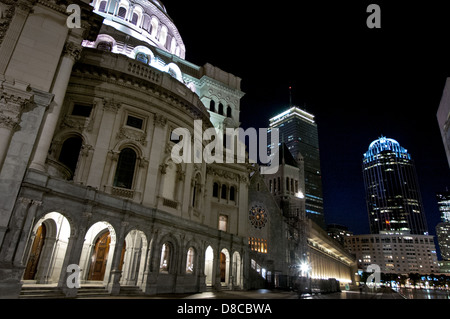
[103,98,121,113]
[116,127,146,145]
[153,114,167,127]
[63,41,82,62]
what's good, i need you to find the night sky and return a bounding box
[162,1,450,237]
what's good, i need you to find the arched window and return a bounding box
[227,106,232,118]
[98,0,107,12]
[97,41,112,52]
[218,103,224,115]
[130,12,139,25]
[159,25,168,46]
[113,148,137,189]
[213,182,219,197]
[209,100,216,112]
[58,136,82,179]
[135,52,148,64]
[160,243,171,273]
[230,186,236,201]
[142,15,150,31]
[221,184,227,200]
[117,7,127,19]
[150,17,159,37]
[186,247,195,274]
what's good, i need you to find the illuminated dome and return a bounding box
[364,136,411,161]
[90,0,186,58]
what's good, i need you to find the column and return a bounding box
[58,212,91,298]
[86,99,120,188]
[29,40,82,171]
[0,81,34,170]
[0,0,34,73]
[107,221,128,295]
[141,230,158,294]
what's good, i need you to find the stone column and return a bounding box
[141,229,158,294]
[29,41,82,172]
[0,0,35,74]
[0,80,34,170]
[107,221,128,295]
[86,98,121,188]
[58,212,91,298]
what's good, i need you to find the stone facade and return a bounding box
[0,0,356,298]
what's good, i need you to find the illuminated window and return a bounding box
[160,243,171,273]
[219,215,228,232]
[248,237,268,254]
[186,247,195,274]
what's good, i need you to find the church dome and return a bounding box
[91,0,186,58]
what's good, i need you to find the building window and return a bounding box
[186,247,195,274]
[219,215,228,232]
[218,103,224,115]
[221,184,227,199]
[98,1,107,12]
[117,7,127,19]
[159,243,171,273]
[58,136,82,178]
[230,186,236,201]
[248,237,268,254]
[113,148,137,189]
[130,12,139,25]
[97,41,112,52]
[209,100,215,112]
[213,182,219,197]
[135,52,149,64]
[126,115,144,129]
[71,104,92,117]
[226,106,232,118]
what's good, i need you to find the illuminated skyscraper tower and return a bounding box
[268,107,324,228]
[362,137,428,235]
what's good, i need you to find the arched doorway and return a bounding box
[120,230,147,286]
[220,248,230,286]
[204,246,214,287]
[80,221,117,284]
[87,231,111,281]
[23,224,46,280]
[22,212,71,284]
[232,251,242,288]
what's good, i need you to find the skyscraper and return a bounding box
[267,107,324,228]
[436,191,450,261]
[362,137,428,235]
[436,191,450,223]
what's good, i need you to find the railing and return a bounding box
[112,186,134,199]
[162,198,178,209]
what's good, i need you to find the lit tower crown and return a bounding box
[362,136,428,235]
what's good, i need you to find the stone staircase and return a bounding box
[20,284,147,298]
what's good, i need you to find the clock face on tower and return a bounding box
[249,206,268,229]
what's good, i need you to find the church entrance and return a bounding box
[88,231,111,281]
[23,224,46,280]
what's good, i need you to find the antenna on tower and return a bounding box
[289,86,293,107]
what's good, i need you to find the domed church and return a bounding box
[0,0,356,298]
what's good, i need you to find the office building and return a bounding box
[345,233,439,274]
[268,107,325,228]
[362,137,428,235]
